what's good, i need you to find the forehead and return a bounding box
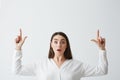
[52,35,66,40]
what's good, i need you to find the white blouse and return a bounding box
[12,50,108,80]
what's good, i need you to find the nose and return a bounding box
[57,42,62,48]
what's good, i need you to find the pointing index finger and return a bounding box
[20,28,22,37]
[97,30,99,39]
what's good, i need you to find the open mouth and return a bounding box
[57,49,61,51]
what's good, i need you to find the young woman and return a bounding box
[12,29,108,80]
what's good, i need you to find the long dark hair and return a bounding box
[48,32,72,59]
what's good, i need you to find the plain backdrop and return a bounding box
[0,0,120,80]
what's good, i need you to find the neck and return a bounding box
[53,55,66,62]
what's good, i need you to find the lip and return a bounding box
[57,49,61,51]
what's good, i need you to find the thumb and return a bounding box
[23,36,27,42]
[91,39,97,43]
[21,36,27,44]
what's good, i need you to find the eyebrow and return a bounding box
[53,39,66,41]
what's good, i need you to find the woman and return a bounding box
[12,29,108,80]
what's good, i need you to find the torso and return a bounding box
[52,58,66,68]
[36,58,83,80]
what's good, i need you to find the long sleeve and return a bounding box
[81,49,108,77]
[12,50,37,76]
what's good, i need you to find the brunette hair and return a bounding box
[48,32,72,59]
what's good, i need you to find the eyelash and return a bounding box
[54,41,65,44]
[54,41,58,44]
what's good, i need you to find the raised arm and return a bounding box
[12,29,36,76]
[81,30,108,77]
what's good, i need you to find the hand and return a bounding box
[15,29,27,50]
[91,30,106,50]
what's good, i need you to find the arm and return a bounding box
[12,29,36,76]
[82,30,108,77]
[81,49,108,77]
[12,50,36,76]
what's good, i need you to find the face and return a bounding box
[51,35,67,57]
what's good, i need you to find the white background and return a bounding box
[0,0,120,80]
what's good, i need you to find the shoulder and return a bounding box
[69,59,83,65]
[35,56,48,65]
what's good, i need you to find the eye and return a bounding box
[54,41,58,44]
[61,41,66,44]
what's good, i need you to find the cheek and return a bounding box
[63,45,67,50]
[51,43,56,50]
[64,44,67,48]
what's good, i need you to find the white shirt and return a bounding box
[12,50,108,80]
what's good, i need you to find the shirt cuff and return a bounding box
[99,49,106,55]
[14,49,22,56]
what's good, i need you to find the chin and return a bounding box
[55,52,64,56]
